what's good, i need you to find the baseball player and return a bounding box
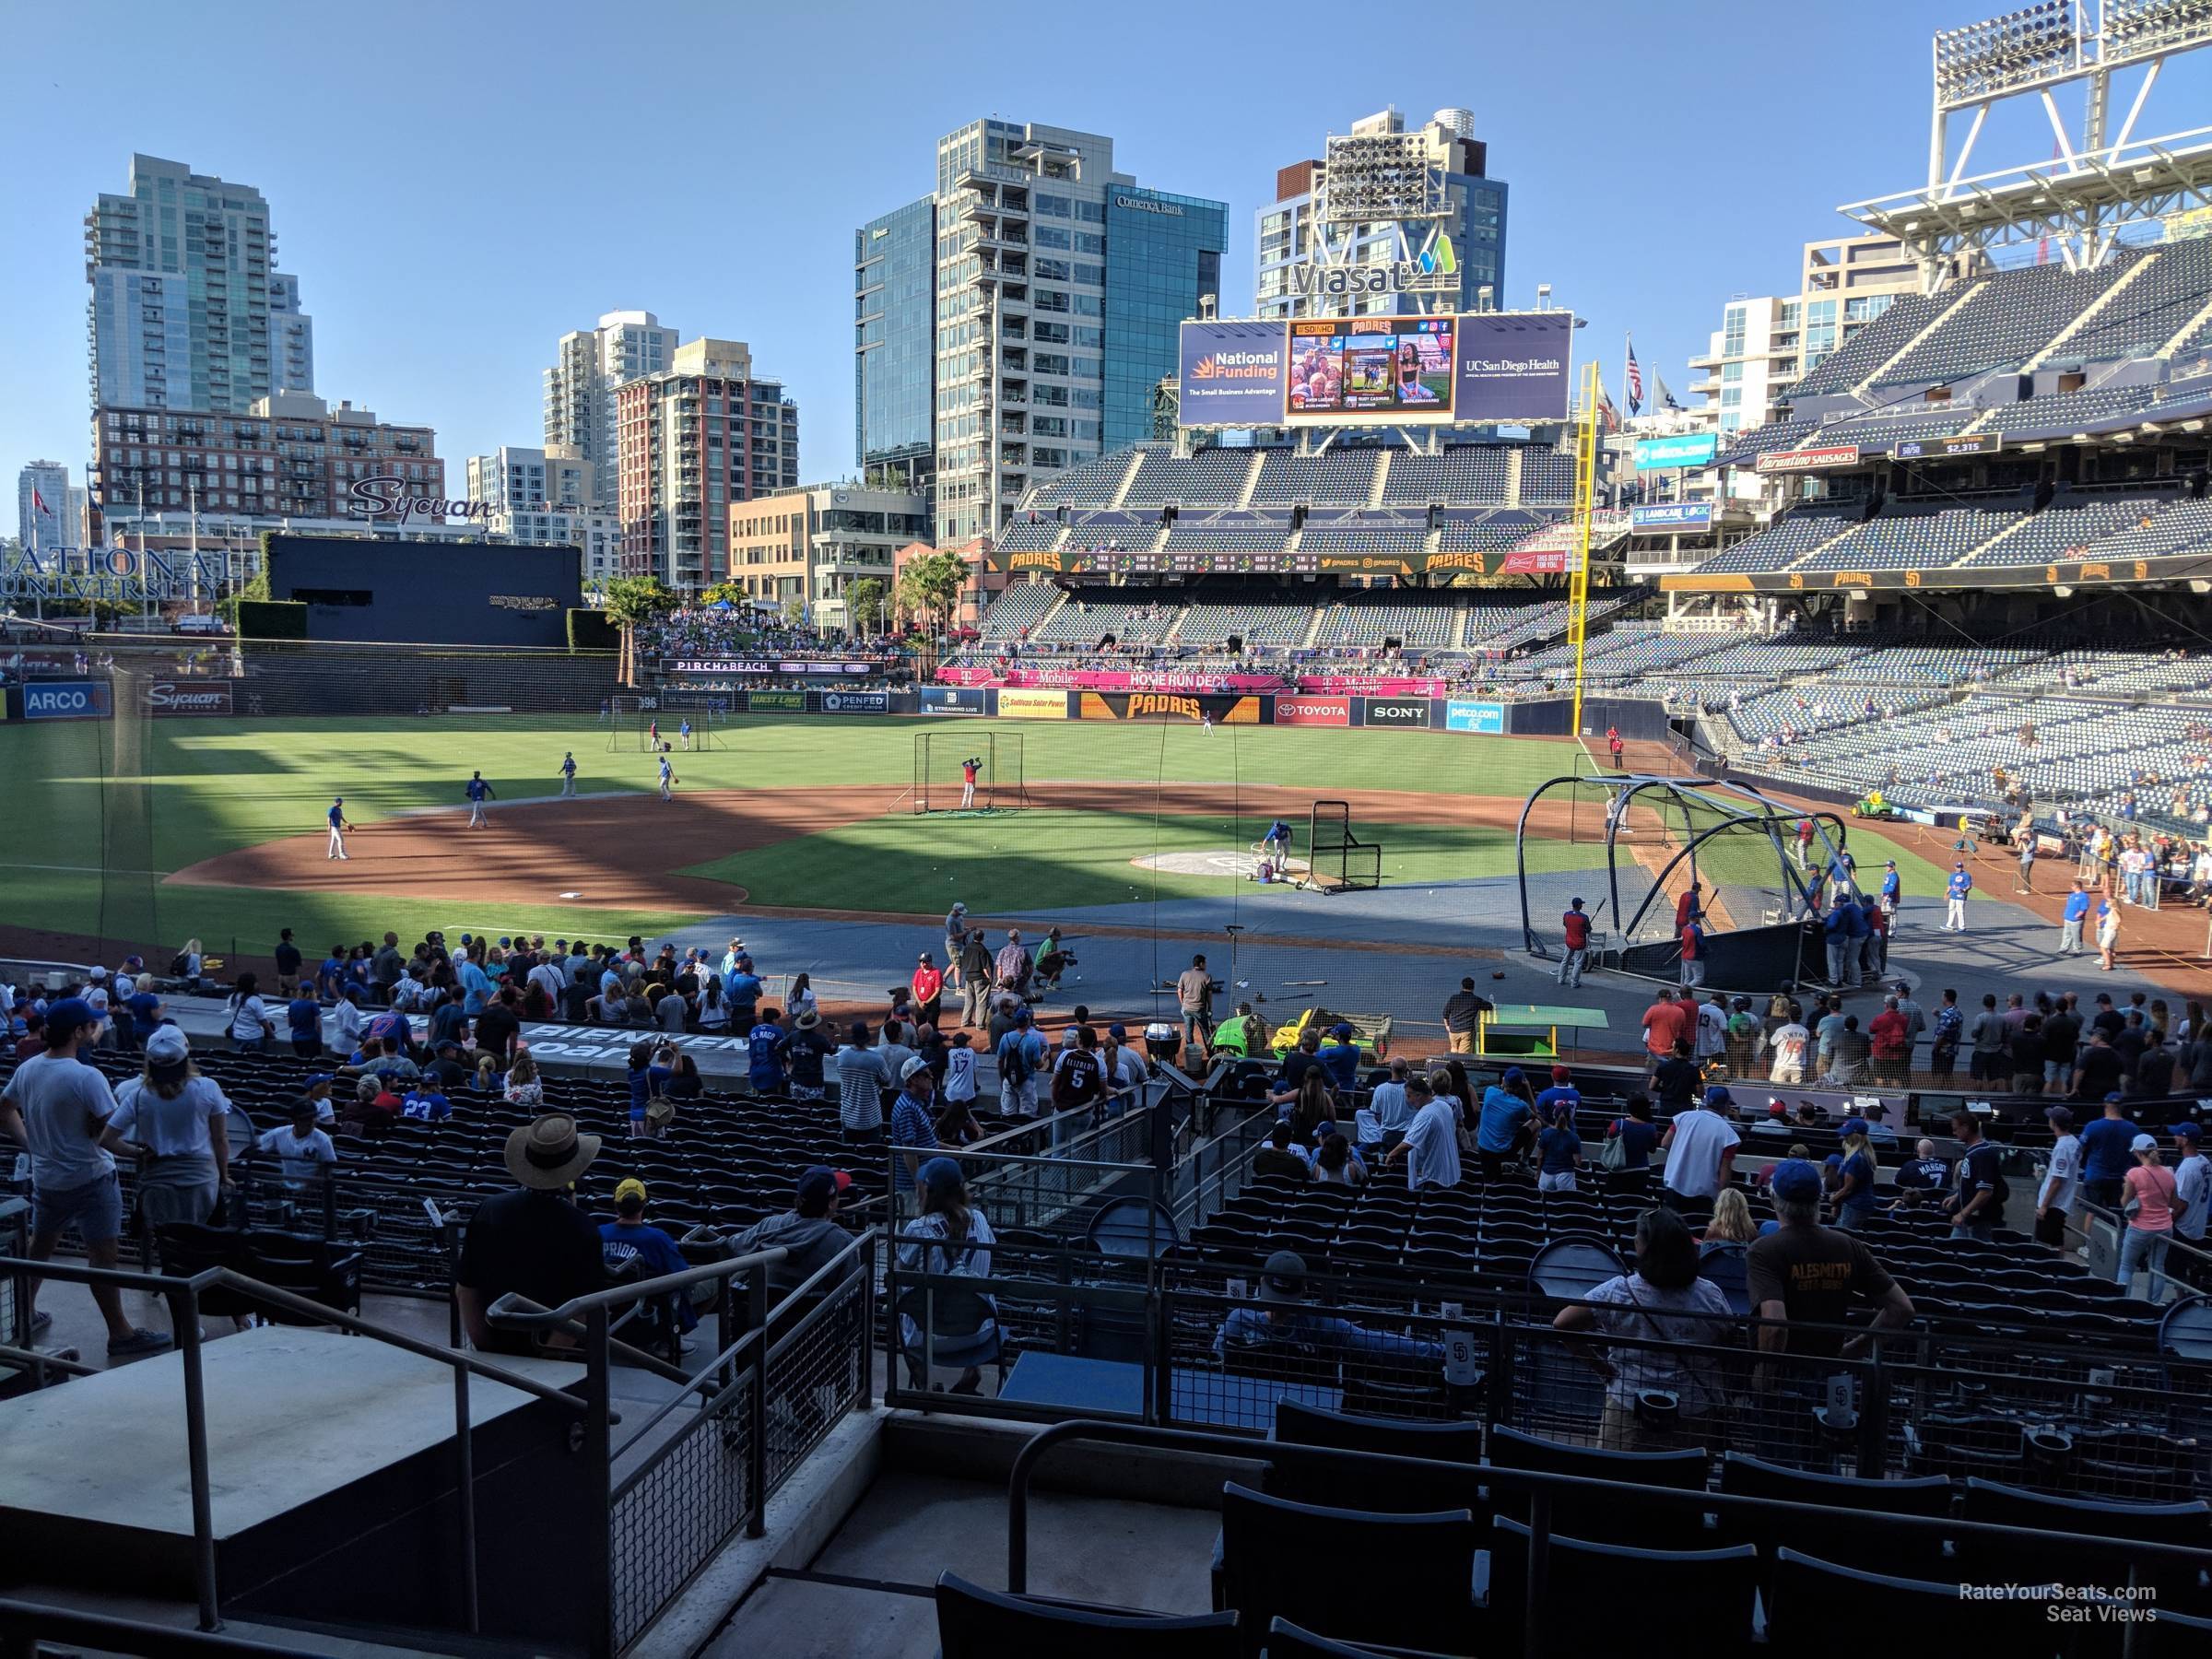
[326,797,353,861]
[960,754,980,809]
[465,771,496,828]
[648,719,661,750]
[559,751,579,798]
[680,716,692,751]
[658,753,677,803]
[1945,861,1972,931]
[1201,712,1214,737]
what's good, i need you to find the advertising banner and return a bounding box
[1497,547,1571,574]
[23,680,112,722]
[1177,320,1290,427]
[1077,692,1263,724]
[1288,316,1457,424]
[147,680,236,716]
[1630,502,1714,532]
[1453,312,1575,423]
[1892,433,2000,460]
[920,686,987,716]
[995,688,1071,720]
[1273,695,1352,727]
[1634,433,1719,471]
[747,689,806,712]
[1360,696,1431,729]
[667,657,882,677]
[814,688,888,715]
[1445,700,1506,734]
[1756,445,1861,474]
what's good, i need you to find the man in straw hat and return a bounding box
[457,1113,607,1355]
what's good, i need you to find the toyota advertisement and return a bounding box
[1273,696,1351,727]
[1177,320,1289,427]
[1288,316,1456,424]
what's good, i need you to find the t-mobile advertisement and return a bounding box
[1453,313,1575,423]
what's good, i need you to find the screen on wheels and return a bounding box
[1287,316,1456,423]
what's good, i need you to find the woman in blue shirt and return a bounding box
[1536,1105,1584,1192]
[1606,1096,1661,1171]
[1828,1119,1880,1230]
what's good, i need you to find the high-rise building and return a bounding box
[1255,108,1508,321]
[858,118,1226,546]
[1688,233,1927,437]
[266,271,315,394]
[854,197,937,490]
[615,338,801,589]
[18,461,71,553]
[727,483,932,618]
[544,310,679,509]
[89,392,442,528]
[85,155,312,414]
[465,445,594,513]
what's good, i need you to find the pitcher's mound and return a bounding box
[1131,849,1312,881]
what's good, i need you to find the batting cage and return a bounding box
[1515,772,1841,991]
[910,730,1027,815]
[607,693,724,752]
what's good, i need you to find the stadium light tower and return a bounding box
[1843,0,2212,281]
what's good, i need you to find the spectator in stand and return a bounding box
[889,1057,941,1216]
[1652,1037,1701,1112]
[1693,993,1727,1066]
[897,1159,998,1394]
[1821,1016,1872,1086]
[1827,1119,1880,1231]
[1892,1139,1951,1211]
[227,973,277,1055]
[1441,977,1492,1053]
[1535,1105,1584,1192]
[1316,1024,1363,1090]
[273,928,303,998]
[1387,1074,1462,1191]
[727,1168,859,1303]
[1641,986,1689,1065]
[598,1180,696,1354]
[2073,1026,2125,1100]
[1945,1110,2006,1241]
[0,998,171,1355]
[1471,1067,1534,1181]
[1253,1119,1312,1182]
[1929,990,1963,1081]
[110,1025,233,1235]
[1748,1159,1913,1362]
[995,1008,1046,1119]
[2117,1135,2184,1293]
[837,1022,889,1144]
[746,1006,788,1097]
[124,974,164,1052]
[2172,1124,2208,1285]
[1868,996,1912,1086]
[1701,1187,1759,1244]
[1767,1005,1811,1085]
[2036,1106,2081,1247]
[957,930,994,1029]
[503,1050,545,1111]
[782,1009,835,1101]
[456,1115,606,1357]
[2010,1013,2047,1096]
[475,987,524,1066]
[1553,1206,1733,1452]
[1213,1249,1441,1371]
[1660,1086,1741,1206]
[1604,1095,1660,1171]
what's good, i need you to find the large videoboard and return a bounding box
[1288,317,1457,423]
[1178,312,1574,429]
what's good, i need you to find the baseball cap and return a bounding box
[2044,1105,2075,1127]
[304,1072,334,1090]
[900,1055,930,1082]
[796,1166,852,1207]
[614,1178,648,1206]
[2132,1134,2159,1154]
[1884,860,1896,868]
[2172,1123,2202,1143]
[2106,1091,2126,1105]
[1330,1023,1353,1039]
[145,1025,190,1065]
[88,966,109,980]
[1502,1066,1525,1084]
[1769,1159,1823,1202]
[1258,1250,1310,1304]
[1551,1065,1572,1084]
[1108,1022,1126,1040]
[42,997,96,1040]
[1704,1085,1734,1109]
[1838,1117,1870,1138]
[918,1156,964,1198]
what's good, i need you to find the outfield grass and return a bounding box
[1,712,1576,947]
[680,809,1609,914]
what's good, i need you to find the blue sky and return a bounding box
[6,0,2206,501]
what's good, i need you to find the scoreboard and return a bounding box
[1070,548,1321,574]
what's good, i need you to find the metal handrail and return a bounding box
[0,1598,328,1657]
[483,1246,788,1330]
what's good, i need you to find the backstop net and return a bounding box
[912,730,1026,815]
[607,693,725,752]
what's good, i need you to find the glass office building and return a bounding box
[1103,187,1225,453]
[854,195,936,486]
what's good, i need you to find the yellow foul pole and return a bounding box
[1568,359,1601,755]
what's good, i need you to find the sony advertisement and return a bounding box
[1359,696,1431,728]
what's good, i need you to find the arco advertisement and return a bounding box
[22,680,112,722]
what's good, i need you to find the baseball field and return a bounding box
[0,712,1964,964]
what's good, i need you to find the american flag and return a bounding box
[1625,341,1644,415]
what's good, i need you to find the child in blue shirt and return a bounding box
[1536,1106,1584,1192]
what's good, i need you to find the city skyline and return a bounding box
[8,0,2206,534]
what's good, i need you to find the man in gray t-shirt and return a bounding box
[0,997,171,1357]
